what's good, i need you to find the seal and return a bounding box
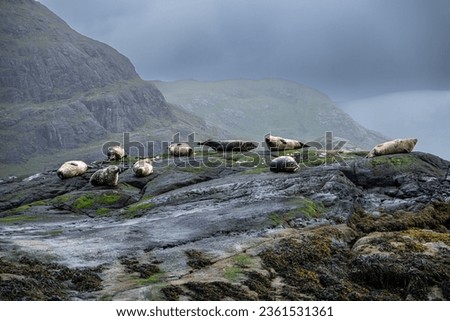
[270,156,299,173]
[198,139,258,152]
[265,134,308,151]
[133,158,153,177]
[366,138,418,158]
[107,145,126,161]
[57,160,88,179]
[169,143,193,157]
[90,165,120,187]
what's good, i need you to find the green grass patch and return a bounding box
[73,195,95,210]
[293,198,323,219]
[72,193,123,210]
[268,198,323,227]
[233,254,253,268]
[223,266,244,281]
[10,204,31,214]
[6,199,49,215]
[30,200,48,206]
[221,253,254,283]
[99,194,122,204]
[125,200,155,219]
[370,155,415,168]
[135,272,165,286]
[0,215,38,224]
[272,198,324,225]
[52,194,73,204]
[269,213,284,226]
[96,208,111,216]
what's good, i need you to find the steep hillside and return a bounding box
[0,0,139,104]
[154,79,387,148]
[0,0,219,178]
[339,90,450,160]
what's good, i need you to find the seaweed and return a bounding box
[0,256,102,300]
[185,250,213,270]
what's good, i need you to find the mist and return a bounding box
[339,90,450,160]
[38,0,450,101]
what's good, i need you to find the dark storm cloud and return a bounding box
[39,0,450,99]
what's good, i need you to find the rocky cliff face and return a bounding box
[0,150,449,300]
[0,0,213,173]
[0,0,138,104]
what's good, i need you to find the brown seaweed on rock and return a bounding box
[349,202,450,234]
[0,256,102,300]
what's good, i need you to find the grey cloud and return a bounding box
[39,0,450,100]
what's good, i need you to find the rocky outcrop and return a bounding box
[0,151,449,300]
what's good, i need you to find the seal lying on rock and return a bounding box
[270,156,299,173]
[367,138,418,158]
[57,161,88,179]
[265,134,308,151]
[133,159,153,177]
[169,143,193,157]
[198,139,258,152]
[90,165,120,187]
[107,145,126,161]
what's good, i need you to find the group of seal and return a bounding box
[170,135,305,155]
[57,145,154,187]
[266,136,418,173]
[57,136,419,182]
[267,137,418,173]
[265,134,307,173]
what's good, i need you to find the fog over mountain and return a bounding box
[38,0,450,101]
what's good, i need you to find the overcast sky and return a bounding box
[38,0,450,100]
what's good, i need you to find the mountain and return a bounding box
[338,90,450,160]
[153,79,388,149]
[0,0,219,178]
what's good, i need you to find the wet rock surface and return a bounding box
[0,151,449,300]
